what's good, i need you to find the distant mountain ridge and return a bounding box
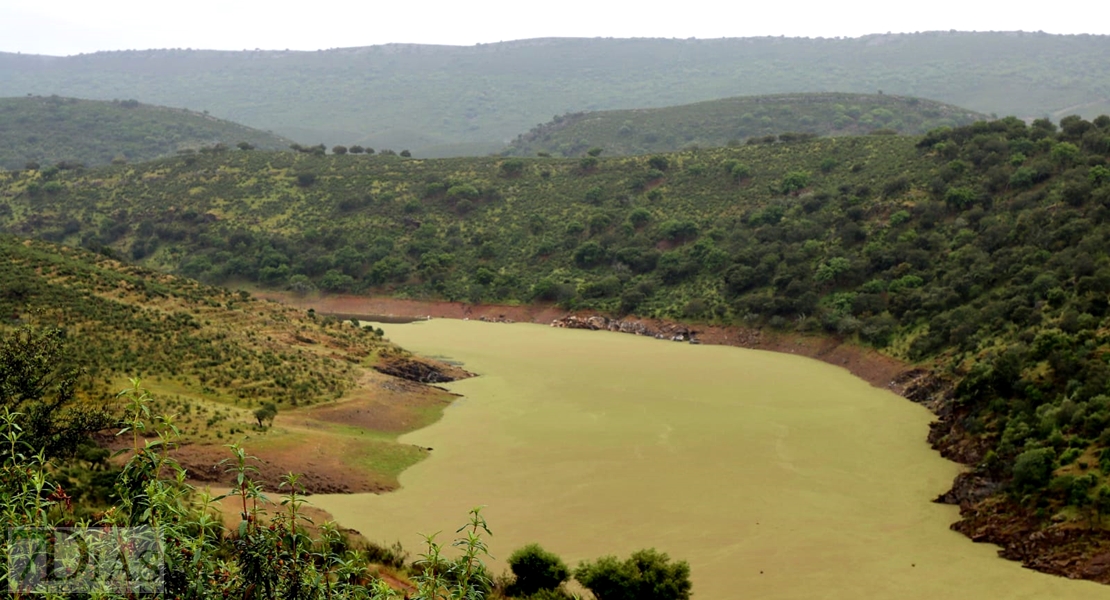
[1,32,1108,156]
[504,93,988,156]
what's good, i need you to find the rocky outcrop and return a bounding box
[373,356,472,384]
[550,315,703,343]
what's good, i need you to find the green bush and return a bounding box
[506,544,570,597]
[575,549,691,600]
[1012,447,1056,492]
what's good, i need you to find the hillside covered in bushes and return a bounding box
[0,95,291,170]
[4,116,1110,556]
[0,235,399,440]
[504,93,986,157]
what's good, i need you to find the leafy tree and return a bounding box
[1051,142,1080,168]
[400,150,412,157]
[575,549,691,600]
[506,544,570,597]
[0,325,115,461]
[659,220,698,243]
[500,159,525,177]
[349,145,365,154]
[647,156,669,171]
[1012,447,1056,492]
[628,208,652,228]
[573,241,606,267]
[332,145,348,155]
[944,186,976,209]
[253,401,278,428]
[780,170,811,194]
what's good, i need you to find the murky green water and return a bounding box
[313,320,1110,599]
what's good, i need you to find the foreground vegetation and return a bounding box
[2,32,1108,155]
[1,373,690,600]
[0,95,291,170]
[504,93,985,157]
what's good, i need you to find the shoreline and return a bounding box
[256,291,920,395]
[254,291,1110,584]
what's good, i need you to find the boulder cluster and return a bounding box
[550,315,699,343]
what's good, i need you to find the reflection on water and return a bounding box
[314,320,1110,600]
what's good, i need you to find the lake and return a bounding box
[313,319,1110,599]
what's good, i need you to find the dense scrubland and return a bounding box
[0,235,390,419]
[0,95,290,170]
[6,105,1110,583]
[504,93,986,157]
[2,32,1108,154]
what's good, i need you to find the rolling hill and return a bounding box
[503,93,987,156]
[0,233,470,493]
[0,95,291,170]
[1,32,1108,156]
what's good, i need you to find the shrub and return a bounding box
[500,159,525,177]
[1012,447,1056,492]
[780,171,811,194]
[573,241,606,267]
[647,156,670,171]
[575,549,691,600]
[506,544,570,597]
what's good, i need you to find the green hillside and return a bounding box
[0,95,291,170]
[504,93,987,157]
[5,116,1110,567]
[1,32,1108,156]
[0,235,403,442]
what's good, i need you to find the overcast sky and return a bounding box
[1,0,1107,56]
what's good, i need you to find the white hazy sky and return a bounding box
[1,0,1108,56]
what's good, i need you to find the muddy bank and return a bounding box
[255,291,912,393]
[255,291,1108,585]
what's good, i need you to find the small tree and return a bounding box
[400,150,412,157]
[500,159,525,177]
[506,544,569,597]
[253,401,278,429]
[780,170,811,194]
[575,549,691,600]
[1012,447,1056,493]
[349,145,365,154]
[332,145,348,155]
[237,141,255,151]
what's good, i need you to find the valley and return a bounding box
[4,21,1110,600]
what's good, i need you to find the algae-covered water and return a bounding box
[313,320,1110,599]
